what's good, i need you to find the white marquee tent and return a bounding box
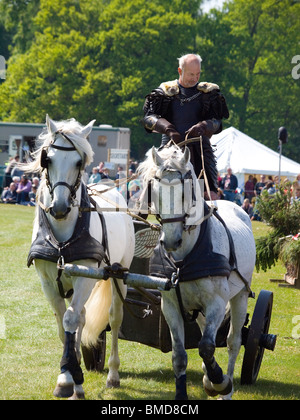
[211,127,300,188]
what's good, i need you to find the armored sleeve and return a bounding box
[205,90,229,121]
[142,88,169,132]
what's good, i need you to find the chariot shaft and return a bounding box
[63,263,172,291]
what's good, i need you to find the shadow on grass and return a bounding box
[234,378,300,400]
[95,368,300,400]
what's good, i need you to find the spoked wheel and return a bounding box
[81,331,106,372]
[241,290,276,385]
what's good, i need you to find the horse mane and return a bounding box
[25,118,94,174]
[137,144,194,185]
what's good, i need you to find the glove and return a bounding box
[185,121,208,139]
[186,119,221,139]
[154,118,181,143]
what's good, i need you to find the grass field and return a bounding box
[0,203,299,400]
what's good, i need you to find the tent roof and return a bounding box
[211,127,300,177]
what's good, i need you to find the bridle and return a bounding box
[154,169,197,231]
[39,131,84,213]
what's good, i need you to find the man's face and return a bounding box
[178,60,201,88]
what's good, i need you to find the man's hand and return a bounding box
[153,118,181,143]
[186,119,221,139]
[185,121,208,138]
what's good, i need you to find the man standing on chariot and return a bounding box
[142,53,229,197]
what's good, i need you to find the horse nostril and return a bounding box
[50,204,71,220]
[176,239,183,248]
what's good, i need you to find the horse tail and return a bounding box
[81,279,112,347]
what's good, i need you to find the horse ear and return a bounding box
[151,146,164,167]
[181,146,190,166]
[46,114,57,134]
[81,120,96,138]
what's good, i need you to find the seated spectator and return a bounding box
[128,175,141,201]
[1,182,17,204]
[251,199,261,221]
[242,198,253,218]
[12,176,20,187]
[291,182,300,204]
[265,181,276,195]
[16,175,32,205]
[28,185,38,206]
[31,177,40,189]
[88,167,101,184]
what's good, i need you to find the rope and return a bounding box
[86,185,161,231]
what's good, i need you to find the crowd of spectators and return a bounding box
[2,155,300,222]
[217,169,300,221]
[1,155,39,206]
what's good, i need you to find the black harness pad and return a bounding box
[27,186,105,266]
[149,204,232,282]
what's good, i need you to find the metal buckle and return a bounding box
[57,255,65,270]
[171,268,180,288]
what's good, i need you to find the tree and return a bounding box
[0,0,202,158]
[198,0,300,162]
[0,0,40,54]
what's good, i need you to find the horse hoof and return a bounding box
[68,391,85,400]
[53,384,74,398]
[106,379,120,388]
[203,375,218,397]
[68,385,85,400]
[212,375,232,396]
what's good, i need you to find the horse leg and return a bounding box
[222,289,249,400]
[54,276,97,399]
[106,278,126,388]
[198,292,232,397]
[161,293,188,400]
[37,262,67,343]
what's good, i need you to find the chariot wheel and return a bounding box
[241,290,276,385]
[81,331,106,372]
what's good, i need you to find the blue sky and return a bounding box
[202,0,226,13]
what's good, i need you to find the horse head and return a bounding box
[150,145,202,252]
[41,115,95,220]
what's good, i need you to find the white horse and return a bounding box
[26,116,135,399]
[138,144,256,400]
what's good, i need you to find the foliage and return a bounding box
[0,0,201,157]
[255,186,300,271]
[280,238,300,267]
[0,0,300,161]
[197,0,300,161]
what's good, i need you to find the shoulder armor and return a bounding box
[159,79,179,96]
[197,82,220,93]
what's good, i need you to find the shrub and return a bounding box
[255,184,300,272]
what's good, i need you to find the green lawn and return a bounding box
[0,204,299,400]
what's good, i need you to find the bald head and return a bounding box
[178,54,202,88]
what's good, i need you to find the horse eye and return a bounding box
[76,159,83,168]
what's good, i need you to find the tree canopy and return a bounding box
[0,0,299,161]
